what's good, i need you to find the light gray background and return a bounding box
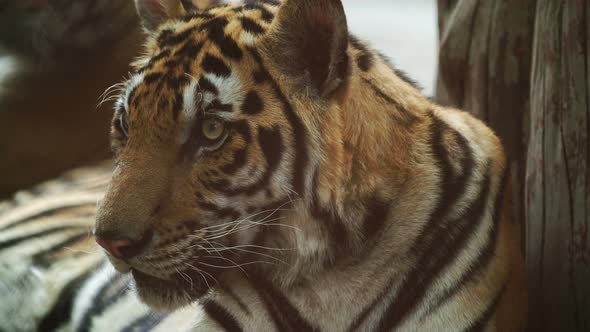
[343,0,437,95]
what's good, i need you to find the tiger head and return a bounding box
[95,0,384,310]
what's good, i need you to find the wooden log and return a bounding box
[437,0,590,330]
[525,1,590,330]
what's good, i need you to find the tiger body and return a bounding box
[0,0,526,331]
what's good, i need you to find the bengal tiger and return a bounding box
[0,0,527,330]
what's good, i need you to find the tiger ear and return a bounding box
[261,0,350,98]
[135,0,182,32]
[135,0,222,32]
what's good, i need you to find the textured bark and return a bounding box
[437,0,590,330]
[525,1,590,330]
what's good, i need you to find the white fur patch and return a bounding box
[124,73,145,111]
[177,80,202,145]
[240,31,257,45]
[71,263,117,329]
[203,72,244,114]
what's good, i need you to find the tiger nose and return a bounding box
[95,230,153,260]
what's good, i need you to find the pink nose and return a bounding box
[95,230,153,260]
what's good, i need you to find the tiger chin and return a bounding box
[105,255,204,311]
[93,0,527,330]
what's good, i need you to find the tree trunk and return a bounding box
[525,1,590,330]
[437,0,590,330]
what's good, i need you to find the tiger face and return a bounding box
[95,0,352,309]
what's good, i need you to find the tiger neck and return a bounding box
[317,57,431,215]
[273,56,434,284]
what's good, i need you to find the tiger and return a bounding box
[0,0,528,331]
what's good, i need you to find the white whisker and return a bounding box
[183,262,212,289]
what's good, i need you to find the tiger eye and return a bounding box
[202,118,225,140]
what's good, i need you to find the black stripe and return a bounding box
[152,49,172,62]
[158,27,196,47]
[427,167,509,315]
[363,78,418,127]
[121,313,167,332]
[206,126,283,196]
[464,283,506,332]
[240,16,265,34]
[232,119,253,144]
[241,91,264,115]
[258,0,280,6]
[182,11,215,22]
[37,268,96,331]
[175,39,204,58]
[202,54,231,77]
[171,96,184,120]
[138,49,171,73]
[349,34,374,72]
[253,69,271,84]
[76,272,129,332]
[201,17,229,35]
[219,284,251,315]
[32,233,88,267]
[244,4,274,23]
[247,47,309,197]
[377,168,492,330]
[180,0,196,11]
[409,118,475,254]
[210,99,234,113]
[361,195,391,240]
[165,74,190,95]
[0,204,86,231]
[143,72,163,85]
[221,148,248,175]
[198,201,241,221]
[0,225,86,251]
[253,126,282,191]
[215,36,243,60]
[157,29,174,45]
[203,300,244,332]
[201,17,243,60]
[252,278,319,332]
[198,76,219,95]
[309,170,350,253]
[347,117,476,331]
[163,58,182,69]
